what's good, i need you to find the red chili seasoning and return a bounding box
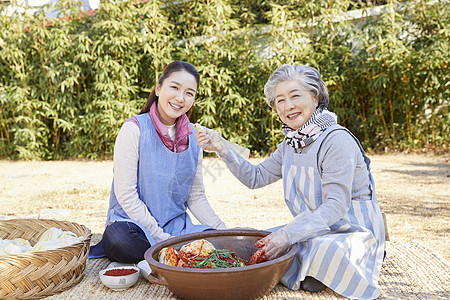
[104,268,138,276]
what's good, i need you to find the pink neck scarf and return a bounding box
[148,101,192,153]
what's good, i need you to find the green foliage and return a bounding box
[0,0,448,159]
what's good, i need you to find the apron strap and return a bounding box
[316,126,375,194]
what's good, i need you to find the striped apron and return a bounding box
[280,124,385,299]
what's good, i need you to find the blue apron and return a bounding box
[89,113,211,258]
[279,124,385,299]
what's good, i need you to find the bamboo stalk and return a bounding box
[361,102,369,146]
[379,102,389,143]
[406,97,412,145]
[388,95,396,147]
[430,101,435,145]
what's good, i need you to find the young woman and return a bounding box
[89,61,226,263]
[196,64,385,300]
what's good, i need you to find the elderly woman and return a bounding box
[195,64,385,299]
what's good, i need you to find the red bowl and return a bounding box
[144,229,298,300]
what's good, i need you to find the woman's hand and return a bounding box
[194,124,229,157]
[255,229,291,260]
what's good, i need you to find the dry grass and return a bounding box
[0,154,448,261]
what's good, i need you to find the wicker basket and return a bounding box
[0,219,92,299]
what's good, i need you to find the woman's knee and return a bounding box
[102,221,151,263]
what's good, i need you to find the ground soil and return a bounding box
[0,153,448,261]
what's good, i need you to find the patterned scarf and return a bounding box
[282,109,337,149]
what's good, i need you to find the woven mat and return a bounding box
[44,241,449,300]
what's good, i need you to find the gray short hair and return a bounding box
[264,64,329,109]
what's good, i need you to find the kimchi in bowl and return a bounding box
[144,229,298,300]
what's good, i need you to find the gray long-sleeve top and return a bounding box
[220,129,373,244]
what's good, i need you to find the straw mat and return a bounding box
[44,241,449,299]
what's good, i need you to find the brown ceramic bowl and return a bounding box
[144,229,298,300]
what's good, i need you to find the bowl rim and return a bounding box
[145,229,299,274]
[99,265,141,277]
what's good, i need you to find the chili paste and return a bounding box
[104,268,138,276]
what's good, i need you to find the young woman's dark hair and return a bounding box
[139,61,200,118]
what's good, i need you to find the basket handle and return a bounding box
[147,273,168,286]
